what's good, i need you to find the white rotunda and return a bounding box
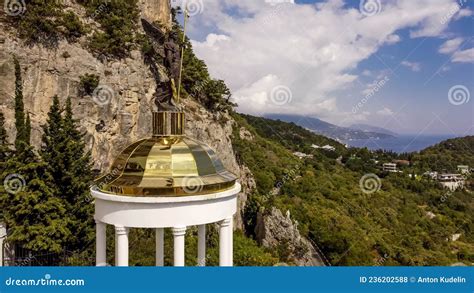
[91,111,241,267]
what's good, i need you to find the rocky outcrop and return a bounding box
[255,207,325,266]
[138,0,171,28]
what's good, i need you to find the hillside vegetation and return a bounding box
[234,114,473,266]
[413,136,474,172]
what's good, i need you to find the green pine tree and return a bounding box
[41,96,94,252]
[62,96,94,250]
[0,112,10,163]
[13,56,27,149]
[41,96,65,189]
[25,114,31,145]
[0,148,71,254]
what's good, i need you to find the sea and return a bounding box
[343,135,459,153]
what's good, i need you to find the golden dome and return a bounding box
[95,112,237,197]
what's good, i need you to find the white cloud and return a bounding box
[438,38,473,64]
[385,34,401,45]
[401,61,421,72]
[362,70,372,76]
[438,37,464,54]
[452,48,474,63]
[377,107,394,116]
[187,0,469,120]
[454,8,473,20]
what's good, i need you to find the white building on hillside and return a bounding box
[437,174,465,191]
[457,165,470,174]
[311,144,335,151]
[383,163,397,172]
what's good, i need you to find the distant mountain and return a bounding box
[264,114,395,140]
[239,114,346,154]
[350,123,398,137]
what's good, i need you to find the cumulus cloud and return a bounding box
[452,48,474,63]
[438,38,474,64]
[385,34,401,45]
[401,61,421,72]
[377,107,394,116]
[438,37,464,54]
[184,0,469,121]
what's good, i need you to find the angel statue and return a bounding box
[141,18,182,111]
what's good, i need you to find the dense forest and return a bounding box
[234,115,473,265]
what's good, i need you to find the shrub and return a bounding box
[11,1,86,46]
[60,11,87,42]
[79,74,100,96]
[79,0,140,58]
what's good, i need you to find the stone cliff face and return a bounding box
[138,0,171,28]
[0,1,252,227]
[255,207,326,266]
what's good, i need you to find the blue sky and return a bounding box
[176,0,474,135]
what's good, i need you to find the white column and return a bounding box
[172,226,186,267]
[0,223,6,267]
[95,220,107,266]
[0,237,3,267]
[197,224,206,266]
[115,226,129,267]
[156,228,164,266]
[219,217,233,267]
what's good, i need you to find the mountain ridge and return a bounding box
[265,114,395,140]
[350,123,398,137]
